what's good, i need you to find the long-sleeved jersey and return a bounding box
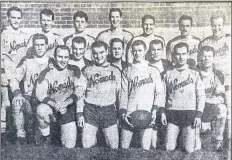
[10,56,50,98]
[198,34,231,87]
[1,26,30,80]
[166,35,200,66]
[96,28,133,62]
[35,63,86,105]
[68,55,92,70]
[63,32,95,61]
[120,61,165,114]
[163,65,205,113]
[126,33,166,63]
[82,63,122,107]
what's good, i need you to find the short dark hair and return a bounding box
[200,45,215,57]
[54,45,70,57]
[109,8,122,20]
[173,42,189,55]
[91,40,108,51]
[73,11,88,22]
[32,33,48,45]
[142,15,155,25]
[7,7,22,17]
[110,38,124,50]
[210,10,225,25]
[40,9,54,21]
[72,36,87,48]
[178,15,193,26]
[132,40,147,50]
[148,39,164,50]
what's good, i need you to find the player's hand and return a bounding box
[12,94,25,114]
[122,113,134,128]
[77,116,85,128]
[193,117,201,128]
[161,113,167,125]
[149,110,157,127]
[54,101,68,113]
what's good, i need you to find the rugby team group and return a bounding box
[1,5,231,153]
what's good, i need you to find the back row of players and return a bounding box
[1,7,231,152]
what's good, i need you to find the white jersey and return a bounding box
[120,61,165,114]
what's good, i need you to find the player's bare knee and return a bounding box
[36,103,52,118]
[166,143,176,151]
[185,146,195,153]
[216,104,227,118]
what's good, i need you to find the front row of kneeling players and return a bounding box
[9,33,226,152]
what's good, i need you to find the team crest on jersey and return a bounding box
[88,71,116,87]
[169,74,194,93]
[48,76,74,94]
[130,74,153,88]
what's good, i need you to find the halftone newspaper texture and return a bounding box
[1,1,231,160]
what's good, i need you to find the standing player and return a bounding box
[166,15,201,67]
[35,45,86,148]
[96,8,133,62]
[77,41,121,149]
[126,15,165,63]
[27,9,64,58]
[1,7,30,138]
[64,11,95,61]
[9,34,50,144]
[120,40,165,150]
[197,46,227,151]
[161,42,205,153]
[68,36,92,70]
[198,11,231,147]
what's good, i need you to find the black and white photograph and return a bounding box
[0,1,231,159]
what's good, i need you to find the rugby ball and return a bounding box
[129,110,152,129]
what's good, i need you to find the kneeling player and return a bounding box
[120,40,165,150]
[35,45,86,148]
[161,42,205,153]
[77,41,122,149]
[197,46,227,151]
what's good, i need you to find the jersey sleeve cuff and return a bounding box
[119,108,127,116]
[76,112,83,118]
[195,111,203,118]
[43,97,55,104]
[69,94,78,102]
[159,107,166,114]
[151,105,159,112]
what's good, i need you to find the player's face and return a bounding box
[55,49,70,69]
[211,18,224,37]
[111,42,123,59]
[110,11,122,28]
[72,42,85,60]
[8,10,22,30]
[40,14,53,33]
[179,19,192,36]
[142,19,154,35]
[74,17,87,32]
[150,43,163,61]
[132,45,146,62]
[92,46,108,65]
[201,51,214,68]
[174,47,188,66]
[34,39,47,57]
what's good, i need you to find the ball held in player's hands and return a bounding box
[129,110,152,129]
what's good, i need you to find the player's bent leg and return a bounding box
[140,128,152,150]
[182,125,199,153]
[82,123,98,148]
[102,124,119,149]
[166,123,179,151]
[120,129,133,149]
[151,129,157,149]
[61,121,77,148]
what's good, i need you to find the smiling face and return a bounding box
[109,11,122,29]
[72,42,86,60]
[179,19,192,36]
[55,48,70,69]
[142,18,154,35]
[111,42,123,59]
[150,43,163,62]
[74,17,87,33]
[92,46,108,65]
[132,44,146,63]
[8,10,22,30]
[174,46,188,66]
[40,14,53,33]
[201,50,214,68]
[34,39,47,58]
[211,18,224,37]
